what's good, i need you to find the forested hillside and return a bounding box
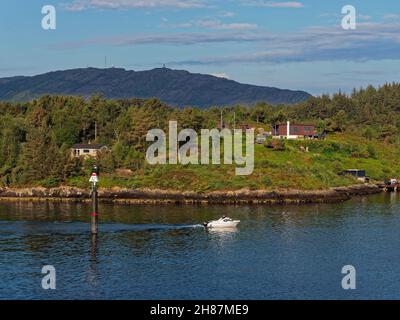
[0,83,399,190]
[0,68,311,107]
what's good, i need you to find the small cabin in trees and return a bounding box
[71,144,109,159]
[272,121,315,139]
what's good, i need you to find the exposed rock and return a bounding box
[0,184,382,205]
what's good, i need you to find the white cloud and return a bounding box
[358,14,372,21]
[196,19,257,30]
[161,21,194,28]
[54,31,267,50]
[54,21,400,66]
[162,18,258,30]
[319,12,372,23]
[168,22,400,65]
[242,1,304,8]
[63,0,207,11]
[219,11,235,18]
[384,14,400,20]
[63,0,304,11]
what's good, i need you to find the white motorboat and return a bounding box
[203,217,240,229]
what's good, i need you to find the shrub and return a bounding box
[263,176,272,186]
[266,139,286,151]
[40,177,61,188]
[367,144,377,159]
[351,151,370,159]
[322,142,341,154]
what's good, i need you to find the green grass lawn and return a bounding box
[66,133,398,192]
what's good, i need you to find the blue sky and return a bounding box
[1,0,400,95]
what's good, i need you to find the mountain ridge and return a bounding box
[0,67,312,107]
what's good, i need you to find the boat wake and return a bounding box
[0,221,205,237]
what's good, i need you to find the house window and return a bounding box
[83,149,90,154]
[304,127,312,132]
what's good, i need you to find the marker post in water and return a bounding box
[89,166,99,234]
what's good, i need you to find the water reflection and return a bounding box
[90,234,98,264]
[87,234,99,288]
[1,193,400,299]
[390,191,397,204]
[207,227,238,234]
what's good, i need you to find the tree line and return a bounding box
[0,83,399,186]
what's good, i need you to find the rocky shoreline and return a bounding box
[0,184,382,205]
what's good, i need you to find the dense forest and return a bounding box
[0,83,399,190]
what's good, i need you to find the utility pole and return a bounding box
[89,166,100,234]
[234,111,236,130]
[95,121,98,141]
[220,110,223,129]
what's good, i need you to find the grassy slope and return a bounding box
[66,133,399,192]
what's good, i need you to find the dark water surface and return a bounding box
[1,193,400,300]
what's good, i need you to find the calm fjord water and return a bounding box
[1,193,400,300]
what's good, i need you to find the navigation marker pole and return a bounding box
[89,166,100,234]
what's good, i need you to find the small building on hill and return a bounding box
[339,169,369,183]
[71,144,109,159]
[272,121,315,139]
